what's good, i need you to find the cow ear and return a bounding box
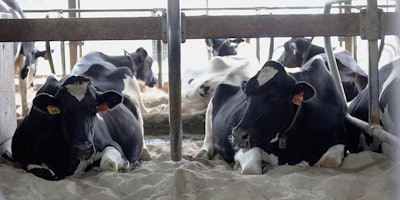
[123,49,129,56]
[32,93,61,114]
[96,91,123,111]
[291,82,315,105]
[136,47,148,60]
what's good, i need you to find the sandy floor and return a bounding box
[6,81,400,200]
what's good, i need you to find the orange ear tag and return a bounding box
[96,103,109,114]
[292,90,304,106]
[47,105,61,114]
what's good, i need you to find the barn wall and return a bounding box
[0,14,16,155]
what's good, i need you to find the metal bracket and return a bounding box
[162,12,186,43]
[360,8,383,40]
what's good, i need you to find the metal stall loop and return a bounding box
[167,0,182,161]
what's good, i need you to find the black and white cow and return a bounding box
[182,39,258,114]
[205,38,245,57]
[73,48,157,88]
[12,56,150,180]
[198,57,347,174]
[1,0,48,116]
[346,58,400,158]
[277,37,368,101]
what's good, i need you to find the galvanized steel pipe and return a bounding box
[167,0,182,161]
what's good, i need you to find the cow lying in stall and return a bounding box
[346,58,400,158]
[181,38,259,114]
[277,37,368,101]
[1,0,48,117]
[197,57,347,174]
[11,51,151,180]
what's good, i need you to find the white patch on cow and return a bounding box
[96,113,104,122]
[380,59,400,100]
[198,100,215,159]
[100,146,127,172]
[256,66,278,86]
[27,164,56,177]
[315,144,345,168]
[182,55,259,114]
[65,82,88,102]
[121,75,150,160]
[269,133,279,143]
[234,148,263,175]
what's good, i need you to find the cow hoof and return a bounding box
[100,147,124,172]
[195,149,210,160]
[27,164,58,181]
[234,148,263,175]
[317,144,345,168]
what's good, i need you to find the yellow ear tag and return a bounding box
[47,105,61,114]
[96,103,109,114]
[292,90,304,106]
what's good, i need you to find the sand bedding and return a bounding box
[0,137,399,200]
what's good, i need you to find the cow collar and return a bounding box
[269,100,303,150]
[127,54,137,76]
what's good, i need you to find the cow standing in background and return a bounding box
[181,38,259,114]
[198,58,347,174]
[277,37,368,101]
[0,0,47,117]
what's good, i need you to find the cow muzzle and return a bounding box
[74,142,95,160]
[230,127,251,149]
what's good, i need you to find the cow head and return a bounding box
[32,76,123,160]
[124,47,157,87]
[230,61,315,150]
[206,38,244,57]
[277,37,315,68]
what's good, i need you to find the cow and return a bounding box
[11,56,150,180]
[73,47,157,89]
[277,37,368,101]
[205,38,245,57]
[197,57,347,174]
[1,0,48,117]
[181,39,259,114]
[346,58,400,158]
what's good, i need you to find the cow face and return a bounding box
[124,47,157,87]
[205,38,244,57]
[32,76,123,160]
[230,61,315,150]
[277,37,312,68]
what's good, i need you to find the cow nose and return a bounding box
[231,127,250,148]
[74,142,94,160]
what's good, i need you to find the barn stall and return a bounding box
[1,0,400,199]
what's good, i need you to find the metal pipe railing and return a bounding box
[167,0,182,161]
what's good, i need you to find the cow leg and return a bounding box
[315,144,345,168]
[27,164,58,180]
[196,101,215,159]
[15,55,29,116]
[122,76,152,161]
[100,146,130,172]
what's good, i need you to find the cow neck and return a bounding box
[300,37,315,66]
[126,54,137,76]
[277,103,303,149]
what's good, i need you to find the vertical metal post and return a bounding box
[167,0,182,161]
[365,0,381,125]
[68,0,78,69]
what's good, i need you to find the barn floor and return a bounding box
[5,82,399,199]
[0,140,398,199]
